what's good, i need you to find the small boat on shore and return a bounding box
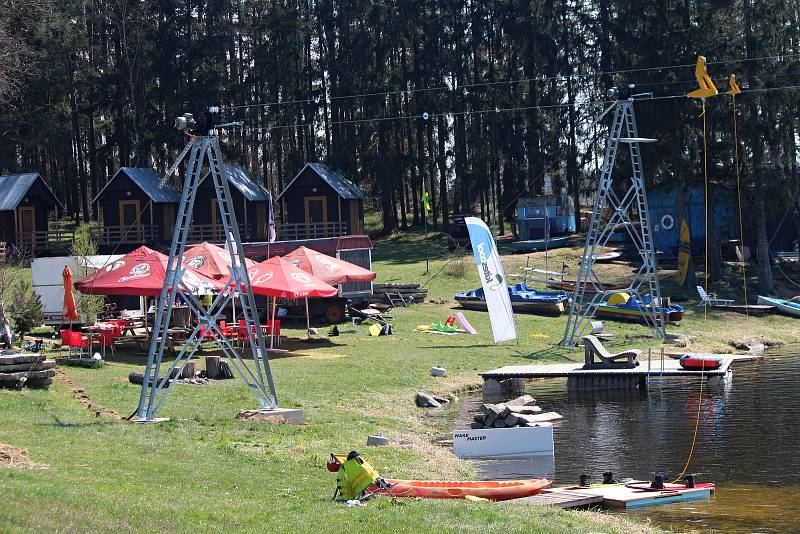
[455,283,570,314]
[757,295,800,317]
[376,478,552,501]
[546,279,628,294]
[593,250,623,262]
[595,293,684,323]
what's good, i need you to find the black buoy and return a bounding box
[579,473,591,487]
[684,475,695,488]
[602,471,616,485]
[651,475,665,489]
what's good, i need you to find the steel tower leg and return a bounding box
[561,99,665,347]
[135,136,277,421]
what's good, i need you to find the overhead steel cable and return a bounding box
[231,81,800,132]
[219,52,800,111]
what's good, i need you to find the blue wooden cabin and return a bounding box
[516,195,576,241]
[649,184,735,257]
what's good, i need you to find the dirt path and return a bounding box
[55,369,126,421]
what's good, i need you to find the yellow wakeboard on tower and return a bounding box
[688,55,718,99]
[677,218,691,286]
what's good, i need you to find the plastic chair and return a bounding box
[59,329,73,356]
[96,326,116,359]
[70,331,91,358]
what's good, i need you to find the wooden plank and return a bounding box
[0,354,46,365]
[516,489,603,508]
[0,360,56,372]
[0,369,56,381]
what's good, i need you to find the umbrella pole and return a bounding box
[305,298,310,339]
[270,297,277,350]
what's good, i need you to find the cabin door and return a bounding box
[304,196,327,238]
[17,207,35,250]
[119,200,142,242]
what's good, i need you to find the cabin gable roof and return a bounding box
[93,167,181,204]
[276,163,364,202]
[0,172,64,211]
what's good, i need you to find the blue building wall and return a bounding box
[648,185,735,257]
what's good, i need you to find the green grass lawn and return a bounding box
[4,233,799,533]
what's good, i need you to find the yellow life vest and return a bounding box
[336,452,380,500]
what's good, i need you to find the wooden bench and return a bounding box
[582,335,640,369]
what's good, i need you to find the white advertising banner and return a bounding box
[465,217,516,343]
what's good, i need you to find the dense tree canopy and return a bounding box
[2,1,799,288]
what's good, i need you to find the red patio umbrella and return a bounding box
[183,241,256,280]
[75,246,217,297]
[282,246,376,286]
[247,256,339,298]
[62,266,79,322]
[246,256,338,343]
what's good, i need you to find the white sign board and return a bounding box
[453,425,554,459]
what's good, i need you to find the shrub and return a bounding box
[9,281,43,336]
[445,255,468,278]
[71,224,105,323]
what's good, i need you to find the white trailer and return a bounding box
[31,255,123,326]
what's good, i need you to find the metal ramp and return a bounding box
[134,135,277,421]
[561,97,666,347]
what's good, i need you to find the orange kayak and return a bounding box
[374,478,552,501]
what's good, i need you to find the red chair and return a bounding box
[219,321,235,338]
[59,329,73,356]
[69,331,91,358]
[236,320,251,347]
[96,324,116,359]
[198,324,216,340]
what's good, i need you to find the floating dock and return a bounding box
[481,357,734,391]
[518,483,714,509]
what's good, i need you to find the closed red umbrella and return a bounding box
[62,266,79,322]
[183,241,256,280]
[282,246,376,285]
[75,246,217,296]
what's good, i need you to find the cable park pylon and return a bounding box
[561,85,666,347]
[134,113,279,422]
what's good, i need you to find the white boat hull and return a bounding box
[453,425,555,459]
[758,295,800,317]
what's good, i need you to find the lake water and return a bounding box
[444,347,800,532]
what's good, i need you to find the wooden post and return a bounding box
[206,355,221,379]
[181,361,196,379]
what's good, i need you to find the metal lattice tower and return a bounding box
[561,98,666,347]
[135,135,277,421]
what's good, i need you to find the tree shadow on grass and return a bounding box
[507,345,580,363]
[42,415,118,429]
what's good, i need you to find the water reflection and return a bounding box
[448,348,800,532]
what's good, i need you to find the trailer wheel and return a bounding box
[324,303,345,323]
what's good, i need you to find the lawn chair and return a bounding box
[582,335,640,369]
[69,331,92,358]
[96,324,116,359]
[696,286,734,307]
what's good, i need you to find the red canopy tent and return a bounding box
[183,241,256,280]
[75,246,217,297]
[282,246,376,286]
